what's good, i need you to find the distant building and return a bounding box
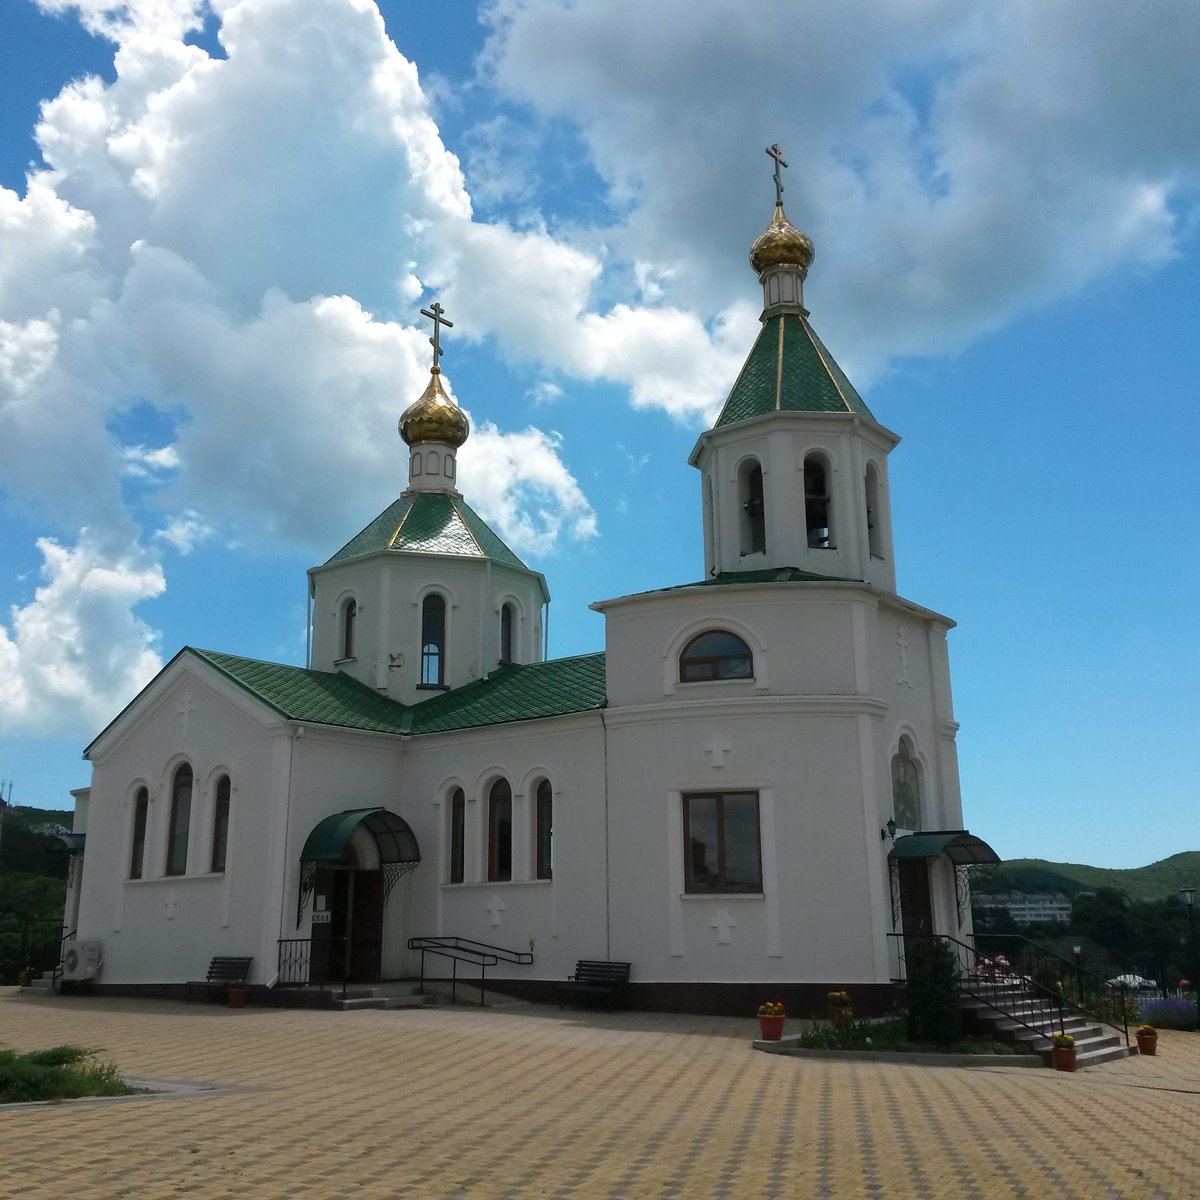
[974,891,1072,925]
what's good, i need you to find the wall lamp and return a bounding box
[880,818,896,842]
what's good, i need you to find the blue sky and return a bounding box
[0,0,1197,869]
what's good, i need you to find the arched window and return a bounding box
[891,739,921,831]
[448,787,465,884]
[679,630,754,682]
[411,454,422,478]
[738,460,766,555]
[211,775,231,873]
[500,603,515,665]
[425,449,440,474]
[865,463,883,558]
[421,594,446,686]
[488,778,512,881]
[341,598,357,660]
[804,455,833,548]
[166,763,193,876]
[129,786,149,879]
[535,779,553,880]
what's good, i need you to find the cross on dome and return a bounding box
[765,143,788,207]
[420,302,454,372]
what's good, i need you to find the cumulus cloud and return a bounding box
[479,0,1200,376]
[0,530,164,735]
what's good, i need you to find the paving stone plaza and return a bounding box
[2,990,1198,1198]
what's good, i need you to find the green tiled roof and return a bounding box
[193,648,606,737]
[408,653,607,735]
[622,566,860,601]
[713,312,874,427]
[191,649,410,734]
[325,492,528,570]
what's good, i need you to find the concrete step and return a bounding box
[333,982,436,1011]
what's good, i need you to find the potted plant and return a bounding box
[227,979,249,1009]
[756,1001,786,1040]
[1051,1031,1076,1071]
[826,990,852,1028]
[1135,1023,1158,1056]
[17,966,33,988]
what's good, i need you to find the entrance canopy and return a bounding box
[301,807,420,865]
[297,808,420,927]
[888,830,999,866]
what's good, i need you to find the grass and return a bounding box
[791,1018,1023,1056]
[0,1045,137,1104]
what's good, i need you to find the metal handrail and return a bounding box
[51,927,77,991]
[408,936,534,1006]
[974,932,1131,1044]
[276,937,349,1001]
[892,930,1132,1046]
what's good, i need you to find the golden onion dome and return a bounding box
[749,203,814,275]
[398,369,470,448]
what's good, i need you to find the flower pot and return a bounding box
[757,1014,786,1041]
[828,1007,852,1029]
[1052,1045,1076,1072]
[227,985,248,1009]
[17,970,32,988]
[1136,1033,1157,1056]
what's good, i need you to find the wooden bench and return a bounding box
[559,960,631,1010]
[186,956,253,1003]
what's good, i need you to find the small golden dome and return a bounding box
[398,369,470,448]
[749,203,814,275]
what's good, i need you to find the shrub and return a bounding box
[1139,998,1199,1031]
[905,938,962,1046]
[0,1046,133,1103]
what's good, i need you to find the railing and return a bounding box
[0,919,65,985]
[51,927,77,991]
[276,937,349,1001]
[890,930,1131,1046]
[972,932,1132,1044]
[407,936,534,1006]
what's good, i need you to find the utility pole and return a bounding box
[0,779,10,873]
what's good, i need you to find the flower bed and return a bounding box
[1139,997,1199,1031]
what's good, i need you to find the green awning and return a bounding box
[888,830,999,866]
[300,808,420,865]
[45,833,86,854]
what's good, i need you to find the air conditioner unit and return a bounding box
[62,940,103,982]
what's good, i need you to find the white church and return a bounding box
[60,157,997,1014]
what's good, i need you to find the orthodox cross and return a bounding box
[704,733,732,769]
[420,301,454,371]
[486,893,505,928]
[711,908,737,945]
[765,143,788,206]
[177,692,196,739]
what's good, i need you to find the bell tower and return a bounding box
[689,145,899,592]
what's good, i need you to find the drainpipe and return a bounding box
[601,709,611,959]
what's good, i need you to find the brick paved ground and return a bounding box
[2,989,1198,1198]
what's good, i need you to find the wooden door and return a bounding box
[350,870,384,983]
[898,857,933,959]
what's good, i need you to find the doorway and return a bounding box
[310,867,384,984]
[897,857,933,961]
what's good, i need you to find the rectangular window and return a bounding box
[129,789,149,879]
[682,791,762,893]
[488,782,512,882]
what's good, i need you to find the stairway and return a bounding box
[18,969,57,994]
[960,982,1136,1067]
[333,980,436,1011]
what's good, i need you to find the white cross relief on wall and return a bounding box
[705,734,732,768]
[711,908,737,945]
[163,892,180,921]
[896,624,913,688]
[486,894,505,928]
[177,692,197,739]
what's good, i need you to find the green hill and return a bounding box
[973,853,1200,903]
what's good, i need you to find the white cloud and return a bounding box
[122,443,180,477]
[0,530,164,736]
[459,421,597,554]
[479,0,1200,376]
[153,510,213,553]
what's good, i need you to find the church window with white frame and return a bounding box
[500,602,515,665]
[738,459,766,555]
[129,786,149,879]
[804,454,833,548]
[534,778,553,880]
[340,597,357,660]
[487,778,513,882]
[210,774,231,873]
[679,630,753,682]
[448,787,465,884]
[421,594,446,686]
[682,791,762,893]
[166,763,193,876]
[891,738,921,831]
